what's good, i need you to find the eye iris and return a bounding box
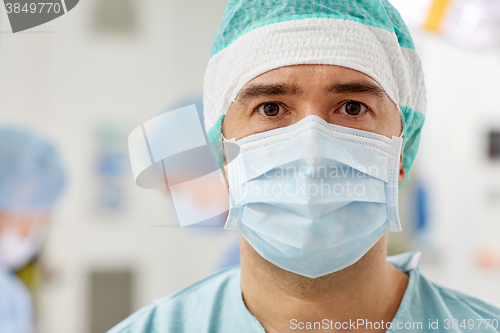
[345,102,362,115]
[263,103,280,116]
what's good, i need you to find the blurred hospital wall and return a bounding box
[406,28,500,305]
[0,0,499,332]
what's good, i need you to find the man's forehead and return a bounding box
[237,64,388,103]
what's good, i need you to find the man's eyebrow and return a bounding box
[325,82,386,98]
[237,83,302,103]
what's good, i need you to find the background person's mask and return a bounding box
[0,224,47,271]
[224,115,404,278]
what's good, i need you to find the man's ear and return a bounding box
[398,156,406,186]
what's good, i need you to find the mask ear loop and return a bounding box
[397,106,407,190]
[397,106,406,161]
[398,105,406,139]
[220,132,231,189]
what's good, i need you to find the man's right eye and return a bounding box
[257,103,285,117]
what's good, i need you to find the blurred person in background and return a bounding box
[0,126,66,333]
[110,0,500,332]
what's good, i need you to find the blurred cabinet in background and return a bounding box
[89,269,135,333]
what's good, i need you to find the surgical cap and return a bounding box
[203,0,426,187]
[0,126,66,214]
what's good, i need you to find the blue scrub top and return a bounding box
[109,252,500,332]
[0,266,33,333]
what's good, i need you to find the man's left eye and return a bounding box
[339,102,368,116]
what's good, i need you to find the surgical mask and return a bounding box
[0,224,46,271]
[223,115,403,278]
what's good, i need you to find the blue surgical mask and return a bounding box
[223,115,403,278]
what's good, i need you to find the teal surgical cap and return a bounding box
[0,126,66,214]
[203,0,427,187]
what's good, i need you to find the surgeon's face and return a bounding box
[222,64,406,185]
[0,212,48,237]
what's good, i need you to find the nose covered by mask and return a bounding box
[0,222,47,271]
[223,115,403,278]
